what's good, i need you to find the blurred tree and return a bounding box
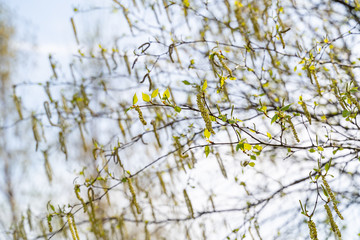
[0,1,17,227]
[5,0,360,239]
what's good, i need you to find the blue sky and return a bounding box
[7,0,78,82]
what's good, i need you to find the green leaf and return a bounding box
[342,109,350,117]
[47,201,55,212]
[321,184,329,197]
[174,106,181,113]
[205,145,210,157]
[142,93,150,102]
[325,162,330,172]
[248,162,255,167]
[163,88,170,99]
[133,93,138,105]
[182,80,191,85]
[250,155,256,160]
[236,143,242,151]
[271,114,278,124]
[204,128,211,139]
[202,80,208,91]
[281,104,292,111]
[309,148,316,153]
[244,143,252,151]
[151,88,159,98]
[266,132,272,139]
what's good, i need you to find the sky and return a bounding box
[8,0,78,82]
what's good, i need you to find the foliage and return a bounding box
[4,0,360,239]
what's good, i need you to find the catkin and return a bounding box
[173,136,188,159]
[324,204,341,238]
[128,178,141,214]
[322,175,344,220]
[47,215,53,233]
[196,92,215,134]
[118,118,126,137]
[13,93,23,120]
[156,172,167,194]
[214,52,233,77]
[183,189,195,218]
[333,202,344,220]
[71,215,80,240]
[286,117,300,142]
[151,120,161,147]
[70,17,79,45]
[312,72,322,96]
[300,101,312,124]
[67,214,77,240]
[215,152,227,178]
[31,115,41,149]
[322,175,335,200]
[135,106,147,125]
[74,185,87,213]
[307,220,318,240]
[145,222,150,240]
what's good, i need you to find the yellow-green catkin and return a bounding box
[214,52,233,77]
[148,196,156,221]
[173,136,188,159]
[128,178,141,214]
[322,175,334,200]
[135,106,147,125]
[39,220,47,239]
[183,189,195,218]
[254,220,263,240]
[196,92,215,134]
[145,221,150,240]
[70,17,79,45]
[322,175,344,220]
[312,72,322,96]
[100,47,111,75]
[299,98,311,124]
[27,208,32,231]
[87,187,97,233]
[31,115,41,149]
[71,215,80,240]
[156,171,167,194]
[18,216,27,239]
[118,118,126,138]
[151,120,161,147]
[286,117,300,142]
[215,152,227,178]
[74,185,87,213]
[333,202,344,220]
[13,89,23,120]
[307,220,318,240]
[67,214,80,240]
[59,214,68,238]
[47,214,53,233]
[324,204,341,239]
